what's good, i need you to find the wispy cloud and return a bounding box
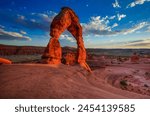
[82,16,148,36]
[123,39,150,48]
[109,15,116,20]
[112,0,121,8]
[0,9,149,45]
[117,13,126,21]
[0,10,77,43]
[1,8,142,38]
[60,34,75,43]
[120,22,148,34]
[31,11,57,23]
[82,16,111,36]
[146,26,150,32]
[112,23,118,28]
[127,0,150,8]
[0,25,5,29]
[20,30,27,35]
[15,12,57,31]
[0,28,31,41]
[0,10,57,32]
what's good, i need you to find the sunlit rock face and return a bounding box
[0,58,12,64]
[64,52,76,65]
[42,7,91,72]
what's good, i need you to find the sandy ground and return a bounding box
[0,63,150,99]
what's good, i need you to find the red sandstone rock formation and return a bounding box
[0,58,12,64]
[42,7,91,72]
[131,52,140,63]
[0,44,44,55]
[65,52,76,65]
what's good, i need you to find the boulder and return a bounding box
[0,58,12,64]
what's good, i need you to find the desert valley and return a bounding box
[0,44,150,98]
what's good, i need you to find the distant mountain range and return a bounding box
[0,44,149,56]
[0,44,45,55]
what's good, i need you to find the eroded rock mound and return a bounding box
[0,58,12,64]
[42,7,91,72]
[130,52,140,63]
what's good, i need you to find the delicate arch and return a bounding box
[42,7,91,72]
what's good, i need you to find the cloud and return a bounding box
[81,16,119,36]
[0,10,57,32]
[0,28,31,41]
[16,17,49,31]
[117,13,126,21]
[15,12,57,31]
[123,39,150,48]
[112,23,118,28]
[109,15,116,20]
[60,34,75,42]
[15,11,57,31]
[30,19,36,23]
[0,25,5,29]
[31,13,49,22]
[0,9,148,43]
[146,26,150,32]
[31,11,57,23]
[0,10,77,43]
[82,16,148,36]
[112,0,121,8]
[127,0,150,8]
[82,16,112,36]
[120,22,148,34]
[20,30,27,35]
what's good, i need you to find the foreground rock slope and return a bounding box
[0,64,149,99]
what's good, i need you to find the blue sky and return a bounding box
[0,0,150,48]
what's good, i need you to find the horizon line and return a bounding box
[0,44,150,49]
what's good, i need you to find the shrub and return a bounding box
[120,80,128,87]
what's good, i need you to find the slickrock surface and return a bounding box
[0,63,149,99]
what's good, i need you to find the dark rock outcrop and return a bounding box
[0,44,44,55]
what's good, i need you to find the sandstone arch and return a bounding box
[42,7,91,72]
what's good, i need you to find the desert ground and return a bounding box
[0,59,150,99]
[0,45,150,98]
